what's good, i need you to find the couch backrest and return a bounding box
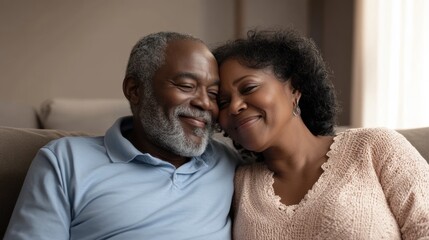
[0,102,40,129]
[396,127,429,161]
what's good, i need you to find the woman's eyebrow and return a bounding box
[232,75,253,85]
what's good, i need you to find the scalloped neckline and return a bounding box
[262,132,345,213]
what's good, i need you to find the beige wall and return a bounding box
[0,0,308,108]
[308,0,354,126]
[243,0,308,36]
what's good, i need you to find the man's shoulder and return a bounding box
[205,137,241,164]
[44,135,104,152]
[36,135,114,171]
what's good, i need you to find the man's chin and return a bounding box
[186,132,208,145]
[175,133,209,157]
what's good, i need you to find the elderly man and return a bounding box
[5,32,239,240]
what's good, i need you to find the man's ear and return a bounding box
[123,77,141,105]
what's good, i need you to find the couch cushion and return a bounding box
[0,127,90,237]
[39,98,131,135]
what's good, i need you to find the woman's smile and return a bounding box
[234,115,261,131]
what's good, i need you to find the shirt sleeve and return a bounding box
[4,147,71,240]
[375,129,429,239]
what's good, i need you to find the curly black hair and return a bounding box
[213,29,339,136]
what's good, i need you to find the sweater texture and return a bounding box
[233,128,429,239]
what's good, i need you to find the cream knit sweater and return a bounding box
[233,128,429,239]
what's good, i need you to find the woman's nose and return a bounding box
[229,96,247,115]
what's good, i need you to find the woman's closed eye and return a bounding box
[217,97,230,109]
[240,85,258,94]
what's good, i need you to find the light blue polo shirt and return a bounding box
[5,117,239,240]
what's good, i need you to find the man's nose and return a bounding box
[191,90,212,111]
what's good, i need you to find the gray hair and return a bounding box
[125,32,202,114]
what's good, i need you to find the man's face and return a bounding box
[137,39,219,157]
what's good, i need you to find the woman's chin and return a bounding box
[238,141,265,153]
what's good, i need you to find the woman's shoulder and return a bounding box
[234,162,269,197]
[336,127,420,162]
[340,127,398,137]
[236,162,266,179]
[330,127,409,161]
[338,127,403,145]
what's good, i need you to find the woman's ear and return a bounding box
[284,81,301,101]
[292,89,302,103]
[123,77,141,105]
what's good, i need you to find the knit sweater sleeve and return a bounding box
[372,129,429,239]
[232,164,248,220]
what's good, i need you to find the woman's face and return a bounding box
[218,58,297,152]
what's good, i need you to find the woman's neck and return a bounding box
[262,125,333,177]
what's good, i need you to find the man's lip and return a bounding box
[180,116,207,128]
[234,116,260,130]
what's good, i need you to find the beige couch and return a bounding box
[1,99,428,238]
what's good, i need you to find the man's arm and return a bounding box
[4,147,71,240]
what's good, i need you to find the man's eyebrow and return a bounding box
[174,72,220,85]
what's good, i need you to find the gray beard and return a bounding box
[137,93,213,157]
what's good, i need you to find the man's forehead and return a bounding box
[153,39,218,80]
[163,40,215,67]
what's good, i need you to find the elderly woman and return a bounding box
[214,29,429,239]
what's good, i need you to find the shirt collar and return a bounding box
[105,116,141,163]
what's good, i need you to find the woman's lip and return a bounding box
[235,116,260,130]
[180,116,207,128]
